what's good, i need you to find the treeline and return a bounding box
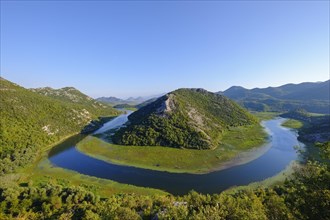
[113,89,258,149]
[1,142,329,219]
[0,78,118,175]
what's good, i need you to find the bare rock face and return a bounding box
[156,94,176,115]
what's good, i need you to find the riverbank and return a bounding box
[224,160,300,194]
[29,158,168,197]
[1,119,167,197]
[77,123,268,174]
[3,138,168,197]
[281,119,304,129]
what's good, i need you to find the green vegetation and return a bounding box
[113,88,258,150]
[0,159,166,199]
[1,142,329,219]
[1,78,329,219]
[29,159,167,197]
[0,78,119,175]
[77,124,266,173]
[299,115,330,143]
[282,119,304,129]
[280,109,330,162]
[280,109,330,143]
[252,111,280,120]
[31,86,118,116]
[222,80,330,114]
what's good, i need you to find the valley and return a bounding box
[1,77,329,219]
[1,1,329,218]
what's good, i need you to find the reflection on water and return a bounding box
[93,110,133,134]
[49,118,303,195]
[48,134,86,157]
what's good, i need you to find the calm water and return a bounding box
[93,110,132,134]
[49,116,302,195]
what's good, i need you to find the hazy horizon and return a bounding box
[1,1,329,98]
[1,76,328,100]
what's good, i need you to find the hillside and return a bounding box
[0,78,119,175]
[113,88,257,149]
[31,86,118,117]
[220,80,330,113]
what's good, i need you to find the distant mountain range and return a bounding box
[97,96,150,106]
[96,94,163,106]
[219,80,330,113]
[113,88,257,149]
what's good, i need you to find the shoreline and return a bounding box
[206,120,274,173]
[75,137,271,175]
[207,141,272,174]
[75,123,271,175]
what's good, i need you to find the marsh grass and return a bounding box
[20,159,168,197]
[281,119,304,129]
[77,124,267,173]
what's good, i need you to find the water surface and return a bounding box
[49,117,302,195]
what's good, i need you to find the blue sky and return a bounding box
[1,1,329,98]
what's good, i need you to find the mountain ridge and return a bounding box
[30,86,116,116]
[97,94,163,106]
[219,80,330,113]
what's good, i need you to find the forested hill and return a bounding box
[0,77,119,175]
[220,80,330,113]
[113,88,257,149]
[31,86,118,117]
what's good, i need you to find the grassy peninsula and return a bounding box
[77,123,267,173]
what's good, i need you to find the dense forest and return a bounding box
[0,78,119,175]
[1,142,328,219]
[113,88,258,149]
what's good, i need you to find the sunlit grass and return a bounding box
[21,159,168,197]
[251,111,281,120]
[281,119,303,129]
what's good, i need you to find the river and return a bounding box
[49,112,303,195]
